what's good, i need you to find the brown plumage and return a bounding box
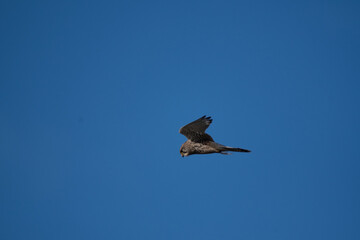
[179,115,250,157]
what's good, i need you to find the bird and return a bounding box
[179,115,251,157]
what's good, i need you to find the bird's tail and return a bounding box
[223,146,251,153]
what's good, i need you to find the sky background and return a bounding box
[1,0,360,239]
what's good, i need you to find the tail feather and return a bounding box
[223,147,251,153]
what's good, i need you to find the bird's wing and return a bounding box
[179,115,214,142]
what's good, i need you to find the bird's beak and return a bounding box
[181,153,184,157]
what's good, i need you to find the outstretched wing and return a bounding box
[179,115,214,142]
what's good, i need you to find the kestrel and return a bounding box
[179,115,251,157]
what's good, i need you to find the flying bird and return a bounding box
[179,115,251,157]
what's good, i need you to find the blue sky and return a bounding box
[1,0,360,239]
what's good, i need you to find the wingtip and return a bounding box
[202,115,212,121]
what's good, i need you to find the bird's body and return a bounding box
[179,116,250,157]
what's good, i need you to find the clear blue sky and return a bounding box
[1,0,360,239]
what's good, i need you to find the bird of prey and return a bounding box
[179,115,251,157]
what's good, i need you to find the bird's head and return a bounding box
[180,144,190,157]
